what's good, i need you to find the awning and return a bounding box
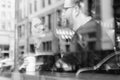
[55,28,75,40]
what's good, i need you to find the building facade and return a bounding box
[0,0,15,59]
[16,0,65,65]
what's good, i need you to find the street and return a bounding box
[1,71,120,80]
[37,71,120,80]
[39,72,120,80]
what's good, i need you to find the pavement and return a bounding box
[0,77,11,80]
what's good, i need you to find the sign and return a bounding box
[31,18,45,37]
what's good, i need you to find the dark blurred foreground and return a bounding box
[1,71,120,80]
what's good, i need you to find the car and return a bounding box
[52,59,76,72]
[0,58,14,72]
[76,52,120,75]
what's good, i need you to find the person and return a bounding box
[63,0,92,49]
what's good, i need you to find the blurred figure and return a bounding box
[63,0,92,49]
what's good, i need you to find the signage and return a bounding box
[31,18,45,37]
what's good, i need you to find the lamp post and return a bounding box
[12,0,21,80]
[14,0,19,72]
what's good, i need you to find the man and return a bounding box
[63,0,97,67]
[63,0,92,48]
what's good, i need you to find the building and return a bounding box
[0,0,15,59]
[16,0,64,66]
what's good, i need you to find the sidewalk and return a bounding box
[0,76,11,80]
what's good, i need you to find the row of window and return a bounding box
[0,4,11,8]
[0,22,12,31]
[43,41,52,51]
[30,0,52,14]
[0,45,9,51]
[0,0,12,8]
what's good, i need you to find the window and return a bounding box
[4,45,9,50]
[29,22,32,35]
[2,23,6,30]
[47,42,49,51]
[2,11,6,17]
[43,42,46,51]
[30,44,35,53]
[88,41,96,50]
[57,10,62,27]
[48,41,52,51]
[18,26,22,37]
[101,54,120,70]
[66,39,71,42]
[66,45,70,52]
[41,17,45,24]
[88,0,96,16]
[18,25,25,38]
[42,0,45,8]
[43,41,52,51]
[88,32,96,38]
[29,3,32,14]
[48,14,51,30]
[34,0,37,12]
[2,4,5,7]
[48,0,51,5]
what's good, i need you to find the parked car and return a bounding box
[76,52,120,75]
[38,55,56,72]
[0,58,14,72]
[52,59,76,72]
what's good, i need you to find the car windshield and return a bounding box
[95,53,120,68]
